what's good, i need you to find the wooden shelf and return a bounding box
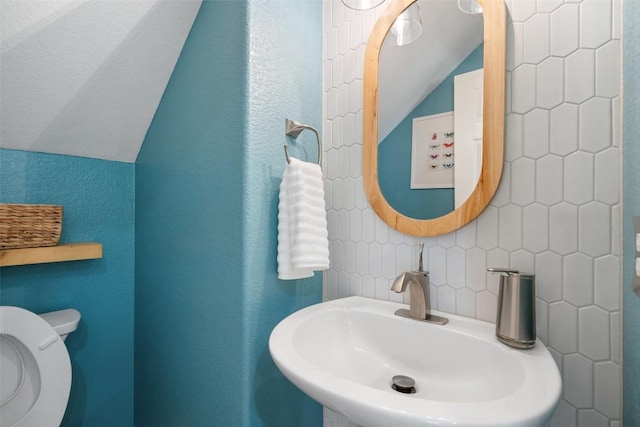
[0,242,103,267]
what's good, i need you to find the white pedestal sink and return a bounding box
[269,296,562,427]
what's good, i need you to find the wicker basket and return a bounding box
[0,204,63,249]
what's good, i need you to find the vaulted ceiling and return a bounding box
[1,0,202,162]
[379,0,483,141]
[1,0,480,163]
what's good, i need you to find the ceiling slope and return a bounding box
[1,0,202,162]
[379,0,483,141]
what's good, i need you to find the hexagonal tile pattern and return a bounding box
[511,64,537,114]
[465,247,487,291]
[437,285,455,313]
[580,0,612,48]
[536,251,563,303]
[536,298,549,345]
[536,57,564,109]
[523,14,550,64]
[563,253,594,307]
[565,49,595,104]
[564,151,594,205]
[549,203,579,255]
[343,240,356,273]
[506,22,524,71]
[580,97,612,153]
[594,361,621,419]
[498,205,522,251]
[536,155,563,206]
[437,232,456,249]
[537,0,563,13]
[550,103,579,156]
[507,0,537,22]
[580,202,612,257]
[523,204,549,253]
[456,288,476,317]
[477,206,499,249]
[594,255,620,311]
[595,148,620,205]
[523,109,550,159]
[578,410,608,427]
[579,305,610,361]
[596,40,620,98]
[491,162,512,207]
[429,246,446,286]
[550,400,577,427]
[323,0,621,423]
[447,247,466,288]
[550,3,579,57]
[510,249,534,272]
[505,113,523,161]
[455,221,476,249]
[476,290,498,323]
[511,157,536,205]
[549,301,578,354]
[611,312,620,364]
[563,353,593,408]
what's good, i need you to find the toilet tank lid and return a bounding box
[39,308,81,336]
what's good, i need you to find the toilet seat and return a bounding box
[0,306,71,427]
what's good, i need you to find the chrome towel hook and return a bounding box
[284,119,322,168]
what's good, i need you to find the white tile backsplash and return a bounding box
[594,148,620,205]
[563,253,595,307]
[564,353,595,408]
[523,13,550,64]
[579,306,611,361]
[594,361,620,419]
[581,97,613,153]
[550,103,579,156]
[322,0,621,425]
[536,57,564,109]
[595,40,620,99]
[511,63,537,113]
[579,0,612,49]
[565,151,595,205]
[566,49,596,104]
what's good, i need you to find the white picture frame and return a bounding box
[410,112,455,189]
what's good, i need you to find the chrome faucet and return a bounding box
[391,243,448,325]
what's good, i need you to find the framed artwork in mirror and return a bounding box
[362,0,506,236]
[410,112,455,190]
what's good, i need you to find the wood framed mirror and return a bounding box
[363,0,506,236]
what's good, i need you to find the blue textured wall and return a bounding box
[623,0,640,423]
[135,0,322,425]
[244,1,323,425]
[378,44,483,219]
[0,148,135,427]
[134,1,246,424]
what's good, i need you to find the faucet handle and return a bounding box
[487,267,519,275]
[418,243,425,273]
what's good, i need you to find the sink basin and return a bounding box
[269,296,562,427]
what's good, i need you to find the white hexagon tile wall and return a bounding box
[322,0,621,426]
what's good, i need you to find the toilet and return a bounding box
[0,306,81,427]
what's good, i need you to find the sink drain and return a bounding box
[391,375,416,394]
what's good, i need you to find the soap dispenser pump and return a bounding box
[487,268,536,349]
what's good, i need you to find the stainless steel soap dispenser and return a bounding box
[487,268,536,349]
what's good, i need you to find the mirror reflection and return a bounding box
[377,0,483,220]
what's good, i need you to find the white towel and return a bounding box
[278,157,330,280]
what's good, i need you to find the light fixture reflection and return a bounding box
[458,0,482,14]
[341,0,385,10]
[385,3,422,47]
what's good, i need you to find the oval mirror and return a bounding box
[363,0,506,236]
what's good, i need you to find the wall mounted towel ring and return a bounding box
[284,119,322,168]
